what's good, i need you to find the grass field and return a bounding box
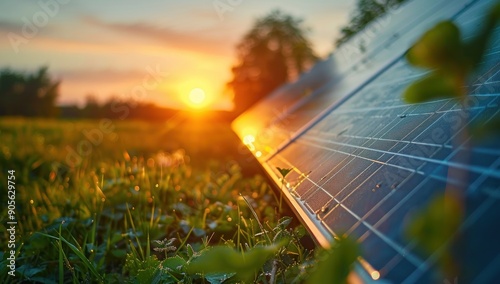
[0,117,329,283]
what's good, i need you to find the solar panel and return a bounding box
[232,0,500,282]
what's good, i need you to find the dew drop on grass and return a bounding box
[227,217,232,222]
[30,199,34,205]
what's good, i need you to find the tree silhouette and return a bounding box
[0,67,59,117]
[227,10,318,115]
[336,0,409,47]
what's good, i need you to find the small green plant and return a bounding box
[306,236,359,284]
[186,239,287,282]
[276,167,293,214]
[405,193,462,279]
[402,3,500,281]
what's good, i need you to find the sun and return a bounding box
[188,88,206,106]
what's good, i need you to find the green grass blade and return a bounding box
[37,232,104,282]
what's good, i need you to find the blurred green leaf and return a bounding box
[472,114,500,139]
[406,194,462,252]
[403,72,461,103]
[17,264,46,278]
[404,2,500,105]
[162,255,186,273]
[306,236,359,284]
[186,240,286,282]
[406,21,462,69]
[136,267,162,284]
[111,249,127,258]
[205,272,236,284]
[405,194,463,276]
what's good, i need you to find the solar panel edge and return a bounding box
[232,0,500,282]
[261,160,388,283]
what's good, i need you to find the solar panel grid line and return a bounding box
[295,134,500,182]
[334,0,473,80]
[404,197,498,283]
[472,252,500,284]
[296,100,492,213]
[258,0,486,161]
[295,139,418,175]
[292,150,396,203]
[308,134,457,207]
[468,156,500,195]
[263,46,409,163]
[366,179,446,240]
[358,173,440,230]
[336,146,459,216]
[342,168,416,218]
[259,161,333,245]
[314,43,494,282]
[298,171,430,271]
[268,152,334,196]
[469,145,500,155]
[405,198,498,281]
[339,203,427,269]
[266,78,338,128]
[357,191,441,269]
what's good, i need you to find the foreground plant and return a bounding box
[402,2,500,281]
[404,2,500,104]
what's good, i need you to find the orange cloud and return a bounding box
[83,16,234,57]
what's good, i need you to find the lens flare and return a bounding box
[189,88,206,105]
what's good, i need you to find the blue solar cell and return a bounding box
[233,0,500,282]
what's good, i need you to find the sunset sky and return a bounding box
[0,0,354,110]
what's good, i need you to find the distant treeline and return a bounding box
[0,67,234,121]
[60,97,178,120]
[0,67,59,117]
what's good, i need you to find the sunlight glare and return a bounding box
[243,134,256,145]
[189,88,206,106]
